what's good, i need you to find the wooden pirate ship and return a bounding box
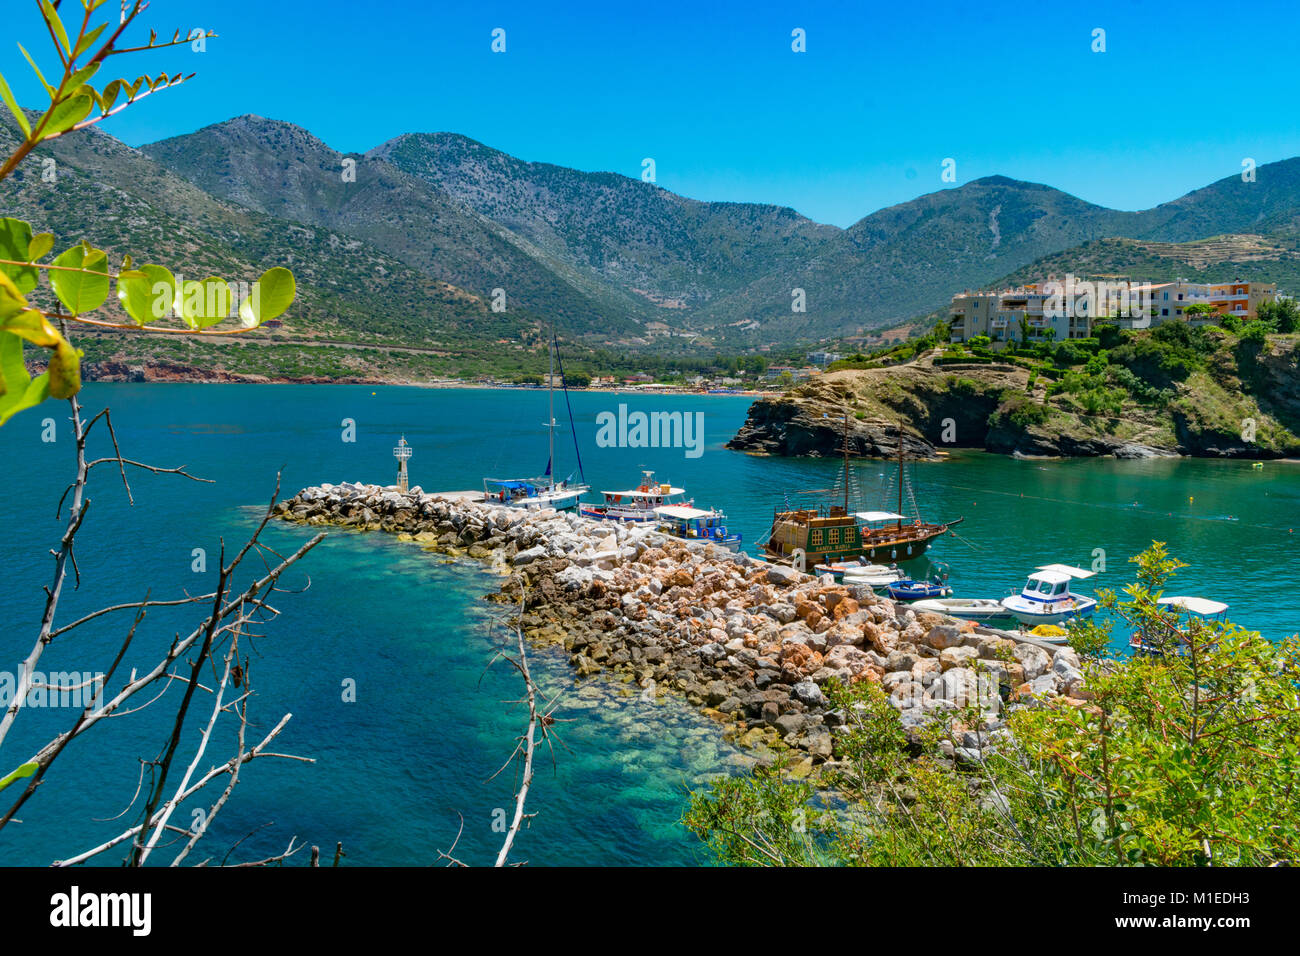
[763,412,962,567]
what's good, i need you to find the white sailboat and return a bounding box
[483,329,590,511]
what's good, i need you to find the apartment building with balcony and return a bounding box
[951,282,1097,347]
[1207,281,1277,321]
[951,276,1280,345]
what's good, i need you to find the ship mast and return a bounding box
[842,408,850,513]
[897,421,904,530]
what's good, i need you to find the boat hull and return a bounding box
[886,581,954,601]
[670,534,743,553]
[911,598,1014,622]
[579,506,657,524]
[999,595,1098,627]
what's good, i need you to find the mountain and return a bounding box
[141,116,630,337]
[0,114,549,382]
[369,131,840,324]
[6,110,1300,371]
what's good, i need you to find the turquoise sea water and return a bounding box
[0,384,1296,866]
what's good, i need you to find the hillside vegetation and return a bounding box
[729,316,1300,458]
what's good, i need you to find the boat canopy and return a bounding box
[486,478,540,490]
[654,505,713,520]
[854,510,906,522]
[602,486,685,498]
[1027,569,1074,586]
[1035,563,1096,579]
[1158,596,1228,616]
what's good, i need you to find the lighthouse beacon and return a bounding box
[393,436,413,493]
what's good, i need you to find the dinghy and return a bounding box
[911,597,1013,623]
[841,564,907,587]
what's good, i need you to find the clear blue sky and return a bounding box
[6,0,1300,226]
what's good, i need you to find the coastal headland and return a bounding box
[277,484,1091,777]
[728,342,1300,460]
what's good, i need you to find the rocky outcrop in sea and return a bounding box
[277,483,1092,776]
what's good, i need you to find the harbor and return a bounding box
[275,479,1099,773]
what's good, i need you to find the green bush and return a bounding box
[990,392,1050,430]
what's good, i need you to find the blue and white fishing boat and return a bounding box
[653,505,742,552]
[1000,564,1097,627]
[483,329,589,512]
[886,576,954,601]
[580,471,689,523]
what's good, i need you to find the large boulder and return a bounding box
[766,565,802,587]
[923,624,965,650]
[1013,643,1052,680]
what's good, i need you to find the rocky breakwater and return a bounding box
[277,482,1090,775]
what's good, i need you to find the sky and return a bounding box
[4,0,1300,227]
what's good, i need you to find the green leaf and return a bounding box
[0,332,51,425]
[99,78,124,112]
[17,44,54,97]
[0,272,58,348]
[176,277,233,329]
[40,1,71,56]
[239,267,296,327]
[67,61,102,90]
[48,337,82,399]
[42,93,93,136]
[72,22,108,59]
[0,70,32,137]
[28,232,54,262]
[116,264,175,325]
[0,760,39,793]
[0,218,38,294]
[50,243,109,314]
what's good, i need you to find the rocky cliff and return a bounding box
[728,346,1300,459]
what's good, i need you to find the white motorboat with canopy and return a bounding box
[1130,595,1229,655]
[653,504,742,551]
[1000,564,1098,627]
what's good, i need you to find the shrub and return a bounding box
[990,392,1050,430]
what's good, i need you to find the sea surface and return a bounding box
[0,384,1295,866]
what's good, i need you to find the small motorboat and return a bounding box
[1130,595,1228,656]
[911,597,1014,623]
[886,576,954,601]
[653,505,742,552]
[1000,564,1097,627]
